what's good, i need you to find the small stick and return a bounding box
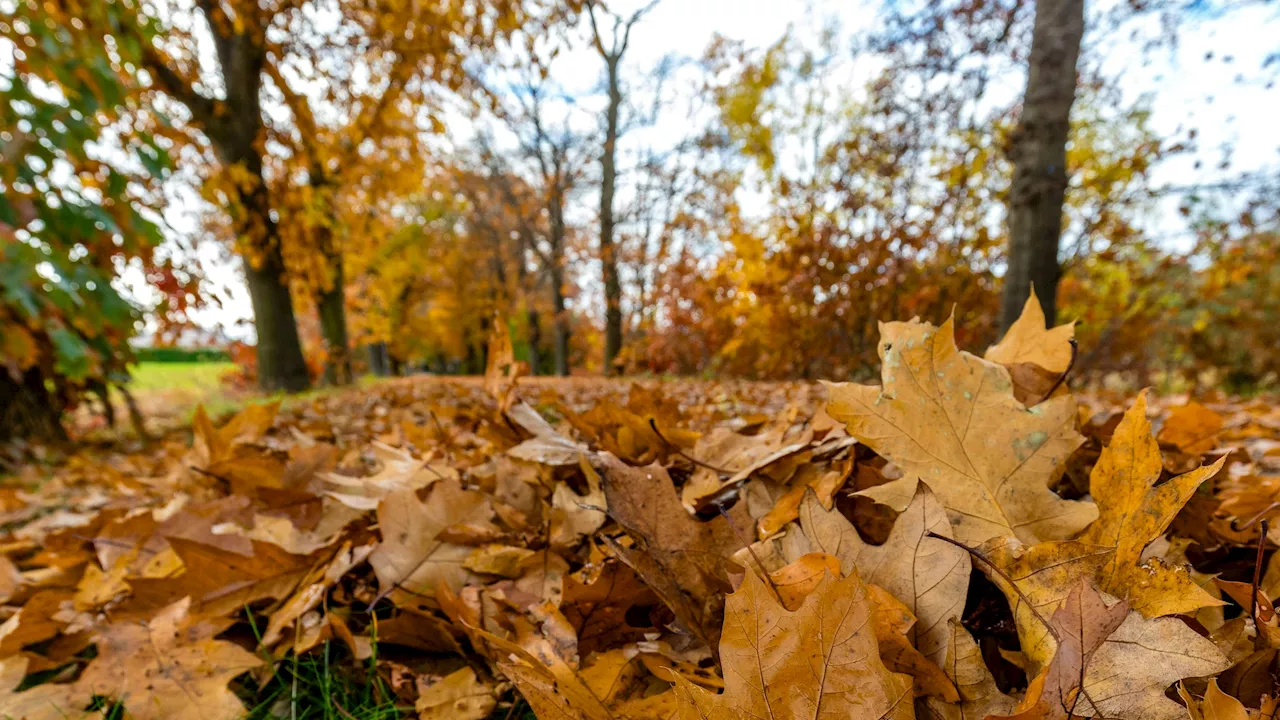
[648,418,734,475]
[1039,339,1079,404]
[1253,519,1270,628]
[717,504,785,607]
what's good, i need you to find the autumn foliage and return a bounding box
[0,302,1277,719]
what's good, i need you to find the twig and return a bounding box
[503,697,525,720]
[1253,519,1270,629]
[716,504,785,607]
[1038,339,1078,404]
[926,532,1059,641]
[648,418,733,475]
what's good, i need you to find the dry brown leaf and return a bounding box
[673,567,913,719]
[595,452,748,652]
[1161,403,1226,456]
[1179,678,1257,720]
[548,459,607,549]
[749,486,969,669]
[262,540,376,647]
[415,667,496,720]
[76,597,261,720]
[922,619,1017,720]
[995,579,1129,720]
[370,479,494,607]
[484,313,527,412]
[827,316,1095,545]
[124,536,311,617]
[1079,391,1226,618]
[766,551,841,610]
[975,536,1114,669]
[0,655,89,720]
[985,287,1076,373]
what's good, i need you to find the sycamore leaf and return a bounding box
[995,579,1129,720]
[76,598,261,720]
[369,479,495,607]
[1079,390,1225,618]
[673,568,913,720]
[985,288,1076,374]
[827,316,1095,545]
[595,452,748,652]
[922,620,1017,720]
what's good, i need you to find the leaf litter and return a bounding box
[1,305,1279,719]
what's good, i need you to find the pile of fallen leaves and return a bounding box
[2,299,1280,720]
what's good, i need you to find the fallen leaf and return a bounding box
[985,287,1076,373]
[673,567,913,719]
[370,479,494,607]
[922,619,1017,720]
[1079,391,1226,617]
[415,667,496,720]
[995,579,1128,720]
[827,316,1095,545]
[1161,403,1226,456]
[76,597,261,720]
[595,452,748,652]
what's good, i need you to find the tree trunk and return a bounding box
[368,342,391,377]
[600,57,624,376]
[551,264,570,377]
[1000,0,1084,333]
[526,307,542,376]
[318,253,352,386]
[0,368,67,444]
[244,245,312,393]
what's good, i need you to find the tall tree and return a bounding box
[999,0,1086,331]
[1,0,177,441]
[587,0,658,375]
[142,0,312,392]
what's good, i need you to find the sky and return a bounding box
[133,0,1280,342]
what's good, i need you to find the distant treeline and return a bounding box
[133,347,231,363]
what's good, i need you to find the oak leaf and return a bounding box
[1078,390,1226,618]
[827,316,1094,545]
[672,567,913,720]
[744,486,969,668]
[595,452,748,652]
[76,597,261,720]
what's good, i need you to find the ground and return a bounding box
[1,361,1278,720]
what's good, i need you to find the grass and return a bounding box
[128,361,238,392]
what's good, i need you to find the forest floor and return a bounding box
[1,331,1279,719]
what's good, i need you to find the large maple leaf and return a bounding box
[826,316,1096,545]
[673,568,914,720]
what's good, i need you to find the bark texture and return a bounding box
[1000,0,1084,333]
